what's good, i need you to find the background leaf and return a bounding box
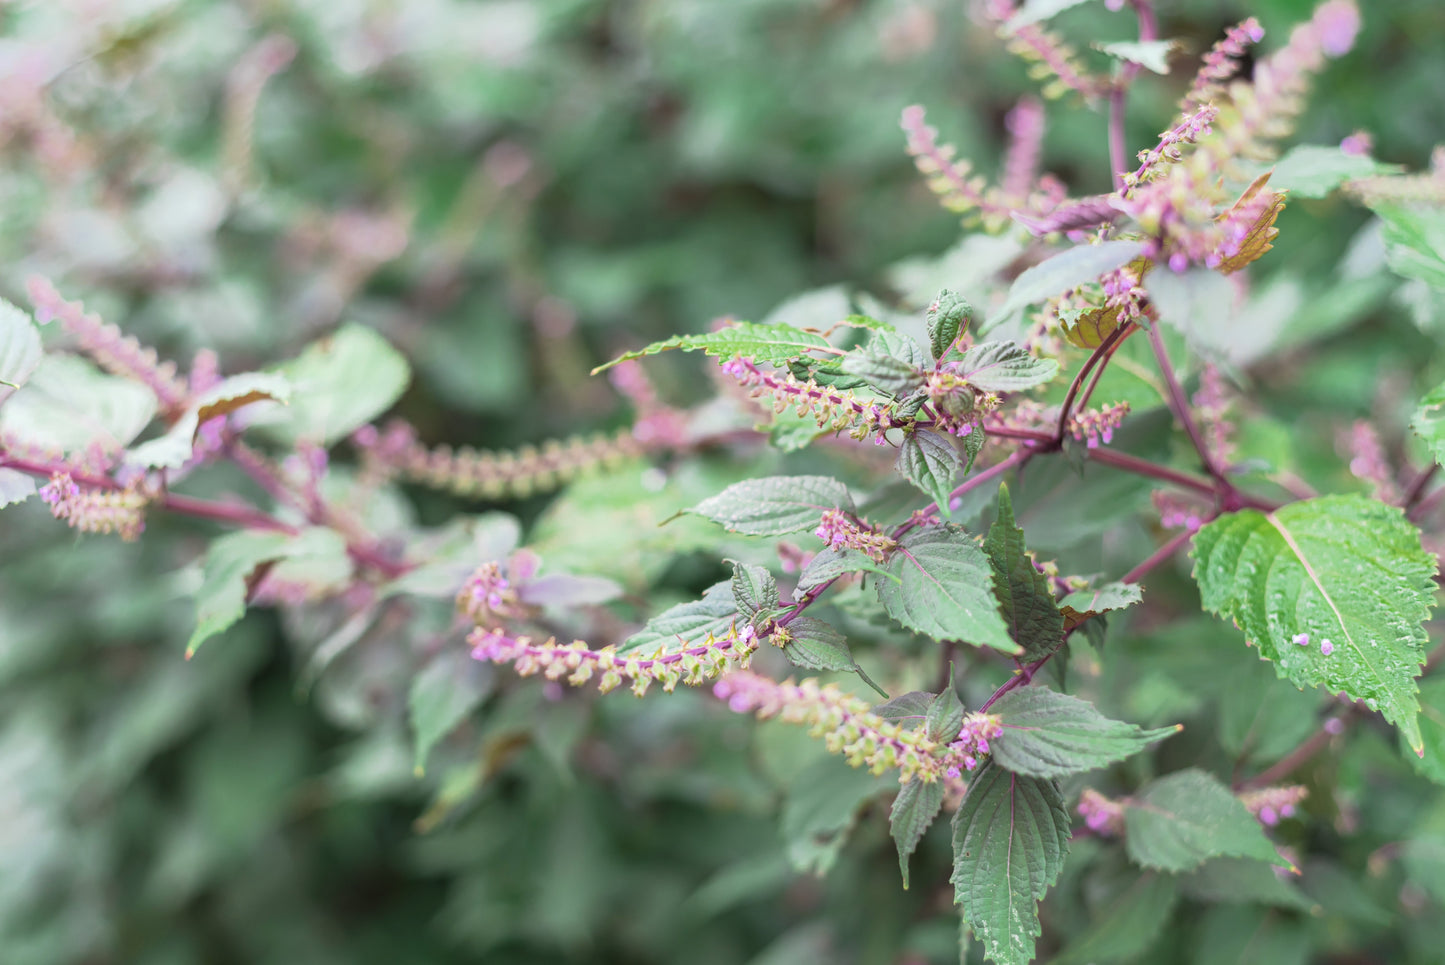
[1123,769,1284,873]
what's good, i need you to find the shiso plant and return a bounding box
[4,0,1445,962]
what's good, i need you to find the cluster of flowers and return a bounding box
[923,371,1002,437]
[1239,785,1309,826]
[1067,402,1130,449]
[469,625,759,697]
[900,104,1065,233]
[29,277,190,412]
[1341,421,1398,503]
[353,419,646,500]
[1180,19,1266,114]
[1119,3,1357,272]
[38,471,148,541]
[814,509,897,563]
[1152,491,1211,532]
[1077,788,1126,835]
[983,0,1105,101]
[719,356,904,443]
[712,671,975,783]
[457,561,530,624]
[944,712,1004,778]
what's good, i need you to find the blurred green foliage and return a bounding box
[3,1,1445,963]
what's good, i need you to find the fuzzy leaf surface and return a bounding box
[897,430,960,513]
[927,289,973,360]
[621,581,738,653]
[1411,379,1445,468]
[1375,204,1445,291]
[0,299,42,407]
[780,617,855,673]
[955,342,1059,393]
[1122,769,1283,872]
[409,648,493,773]
[985,240,1147,332]
[254,325,410,445]
[1191,496,1436,752]
[0,467,36,508]
[1270,145,1401,199]
[877,525,1018,653]
[839,350,924,397]
[730,560,779,620]
[950,761,1070,965]
[0,354,157,454]
[793,547,892,598]
[187,528,347,656]
[593,321,830,373]
[891,778,944,889]
[129,372,291,468]
[1094,39,1177,74]
[989,686,1179,778]
[984,486,1064,659]
[690,475,853,536]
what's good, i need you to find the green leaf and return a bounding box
[1057,581,1141,621]
[1404,677,1445,785]
[877,524,1019,653]
[689,475,853,536]
[1178,857,1314,910]
[839,350,924,398]
[0,354,157,454]
[984,486,1064,659]
[383,513,522,599]
[1191,495,1436,753]
[1005,0,1092,28]
[794,546,895,597]
[1122,769,1284,873]
[730,560,779,620]
[955,341,1059,393]
[928,289,973,361]
[409,648,494,774]
[891,778,945,889]
[1269,145,1401,199]
[1052,871,1178,965]
[984,240,1147,332]
[872,691,934,721]
[897,430,960,514]
[128,372,291,469]
[1411,378,1445,468]
[593,321,831,373]
[0,299,42,406]
[621,581,739,653]
[781,756,892,874]
[186,529,308,656]
[950,761,1070,965]
[0,467,36,508]
[780,617,853,671]
[1375,204,1445,291]
[989,686,1180,778]
[926,686,966,742]
[865,328,931,369]
[1218,662,1321,764]
[1094,39,1178,74]
[962,422,986,474]
[255,324,410,445]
